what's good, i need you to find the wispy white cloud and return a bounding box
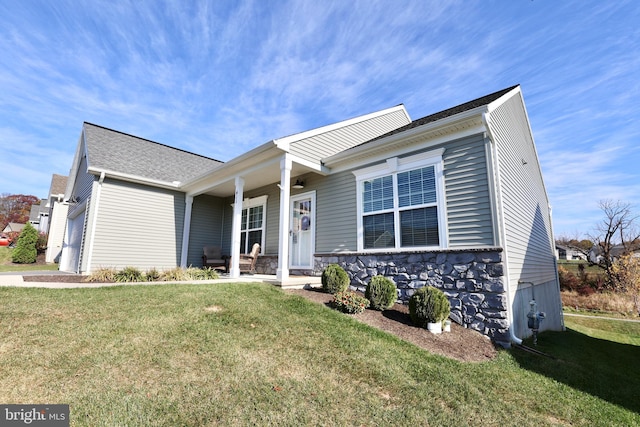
[0,0,638,238]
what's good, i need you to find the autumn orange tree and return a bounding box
[0,193,39,228]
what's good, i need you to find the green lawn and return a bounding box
[0,247,58,272]
[1,283,639,426]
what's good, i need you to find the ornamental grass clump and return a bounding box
[365,275,397,310]
[409,286,451,328]
[321,264,350,294]
[114,266,144,283]
[331,291,370,314]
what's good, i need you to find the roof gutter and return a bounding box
[86,167,183,190]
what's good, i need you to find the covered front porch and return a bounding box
[179,143,326,287]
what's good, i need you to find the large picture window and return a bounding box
[355,150,445,251]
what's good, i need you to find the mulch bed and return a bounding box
[285,287,498,362]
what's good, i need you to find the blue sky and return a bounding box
[0,1,638,238]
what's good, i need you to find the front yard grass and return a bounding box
[0,247,58,272]
[1,283,638,426]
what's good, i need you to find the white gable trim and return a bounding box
[273,105,410,149]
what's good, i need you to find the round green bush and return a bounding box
[11,222,38,264]
[365,275,397,310]
[321,264,350,294]
[409,286,451,328]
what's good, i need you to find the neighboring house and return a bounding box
[59,85,562,346]
[29,199,48,232]
[2,222,25,234]
[44,174,69,263]
[556,244,587,261]
[588,244,640,264]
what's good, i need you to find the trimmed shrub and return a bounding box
[331,291,370,314]
[365,275,397,310]
[409,286,451,328]
[321,264,350,294]
[11,222,38,264]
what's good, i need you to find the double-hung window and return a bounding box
[237,196,267,254]
[354,150,446,251]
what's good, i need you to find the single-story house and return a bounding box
[55,85,562,346]
[556,244,587,261]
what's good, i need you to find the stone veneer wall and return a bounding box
[316,249,510,344]
[254,249,510,345]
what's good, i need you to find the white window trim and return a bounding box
[232,195,268,254]
[353,149,448,252]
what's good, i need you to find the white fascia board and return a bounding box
[64,131,87,200]
[86,167,183,190]
[184,155,284,197]
[288,153,331,175]
[486,85,521,113]
[183,140,283,189]
[273,104,410,149]
[323,106,487,169]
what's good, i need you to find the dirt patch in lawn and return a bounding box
[285,287,498,363]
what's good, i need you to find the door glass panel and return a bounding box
[291,198,312,267]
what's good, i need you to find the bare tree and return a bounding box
[590,200,640,286]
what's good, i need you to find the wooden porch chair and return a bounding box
[233,243,260,274]
[202,246,229,273]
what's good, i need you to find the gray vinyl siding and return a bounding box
[511,278,563,337]
[64,152,96,273]
[188,195,225,266]
[288,109,410,164]
[320,134,494,251]
[89,179,185,271]
[72,152,95,204]
[488,94,557,288]
[315,171,358,252]
[442,134,495,247]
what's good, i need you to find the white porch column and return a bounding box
[179,195,194,268]
[229,176,244,278]
[277,155,292,282]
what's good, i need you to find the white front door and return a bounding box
[290,191,315,269]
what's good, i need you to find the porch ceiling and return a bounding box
[191,157,317,198]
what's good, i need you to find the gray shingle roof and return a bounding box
[49,174,67,195]
[83,123,223,184]
[368,85,520,143]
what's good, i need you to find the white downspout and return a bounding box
[483,112,522,346]
[179,195,194,268]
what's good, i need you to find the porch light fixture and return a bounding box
[292,179,304,189]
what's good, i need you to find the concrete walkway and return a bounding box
[0,271,321,289]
